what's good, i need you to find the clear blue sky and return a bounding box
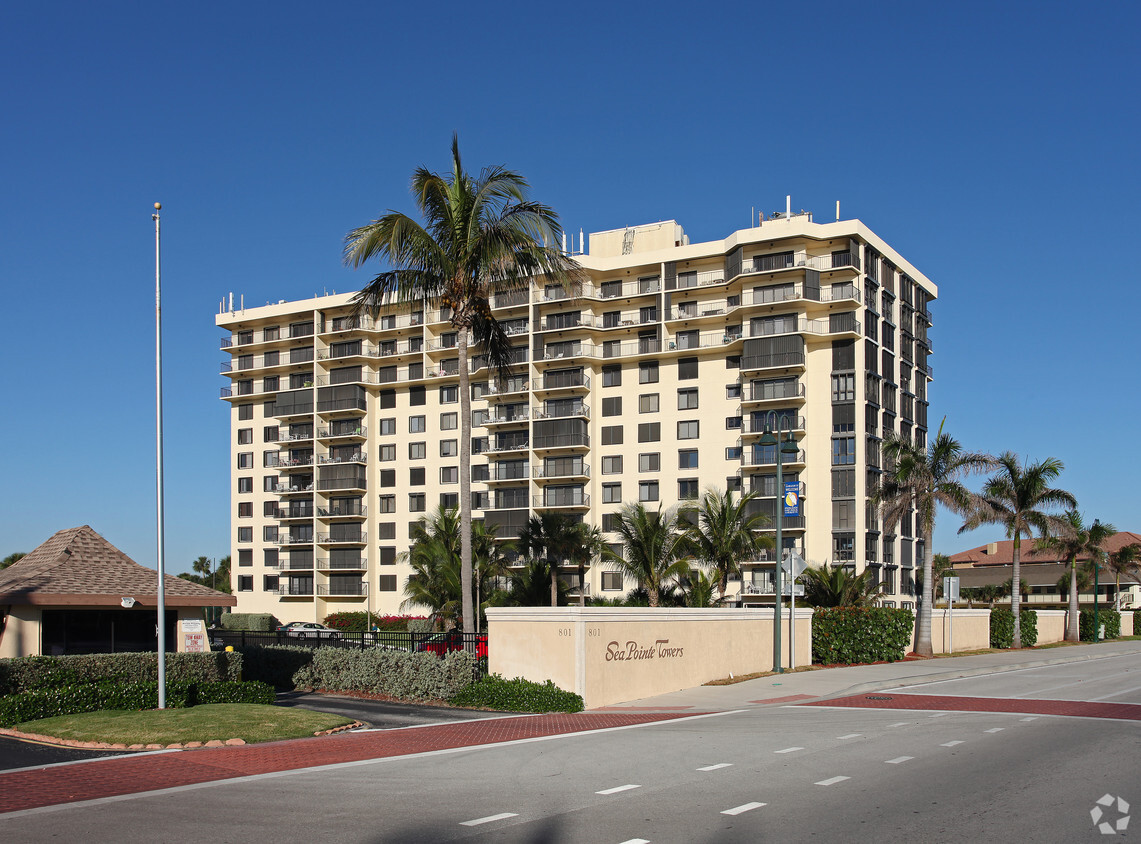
[3,1,1138,572]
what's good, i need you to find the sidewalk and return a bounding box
[592,638,1141,712]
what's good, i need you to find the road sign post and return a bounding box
[782,550,808,669]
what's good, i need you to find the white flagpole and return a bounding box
[153,202,167,709]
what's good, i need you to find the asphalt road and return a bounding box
[0,736,132,771]
[275,691,494,729]
[2,654,1137,843]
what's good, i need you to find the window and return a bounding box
[832,469,856,497]
[726,383,742,399]
[639,453,660,472]
[725,446,742,460]
[263,426,278,443]
[237,428,253,445]
[238,527,253,543]
[263,525,279,542]
[238,403,253,420]
[440,466,459,484]
[238,502,252,518]
[639,393,659,413]
[603,364,622,387]
[237,452,253,469]
[602,397,622,417]
[678,357,698,380]
[409,442,426,460]
[677,388,698,410]
[379,575,398,592]
[833,499,856,530]
[832,373,856,402]
[440,439,458,457]
[601,426,624,445]
[410,467,425,486]
[378,444,396,462]
[440,385,458,404]
[639,361,658,384]
[377,522,396,541]
[263,500,277,517]
[379,418,396,436]
[238,576,253,592]
[602,513,620,532]
[639,481,659,502]
[677,421,699,439]
[726,355,741,370]
[601,571,623,591]
[238,477,253,494]
[832,436,856,465]
[379,495,395,513]
[726,475,742,492]
[638,422,660,442]
[602,455,623,474]
[409,386,426,406]
[378,389,396,409]
[472,409,488,427]
[440,412,458,430]
[678,478,699,499]
[263,476,276,492]
[409,493,426,512]
[236,549,253,567]
[602,483,622,503]
[725,416,742,430]
[409,415,426,433]
[678,449,699,469]
[380,469,396,487]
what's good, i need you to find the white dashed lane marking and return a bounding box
[885,756,914,764]
[617,839,650,844]
[697,763,733,771]
[774,746,804,754]
[597,784,641,795]
[888,722,909,728]
[460,813,518,827]
[984,728,1004,733]
[815,776,850,786]
[721,802,767,815]
[837,733,861,740]
[941,741,964,747]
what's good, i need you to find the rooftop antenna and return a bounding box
[786,195,791,220]
[561,231,567,253]
[836,200,840,221]
[579,228,584,255]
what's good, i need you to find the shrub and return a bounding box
[0,652,241,696]
[812,607,914,665]
[449,675,583,712]
[1080,608,1121,641]
[990,608,1038,648]
[406,617,435,633]
[322,612,430,633]
[219,613,278,632]
[236,644,315,689]
[0,680,275,727]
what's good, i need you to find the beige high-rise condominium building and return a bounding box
[217,213,935,619]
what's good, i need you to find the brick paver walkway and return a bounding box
[807,693,1141,721]
[0,711,700,815]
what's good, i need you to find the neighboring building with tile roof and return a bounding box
[0,525,235,658]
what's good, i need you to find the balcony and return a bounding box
[740,352,806,373]
[733,252,860,282]
[317,582,369,597]
[740,382,806,406]
[267,559,316,571]
[668,298,742,321]
[533,492,590,509]
[532,283,599,302]
[317,557,367,570]
[317,532,367,545]
[673,269,727,289]
[739,415,806,436]
[317,425,366,441]
[275,505,314,520]
[316,397,367,415]
[271,583,315,596]
[532,433,590,452]
[740,448,806,468]
[273,480,314,495]
[485,407,530,426]
[532,373,590,393]
[667,331,742,352]
[538,342,600,362]
[267,454,315,470]
[532,403,589,421]
[533,463,589,481]
[539,313,603,332]
[318,452,367,465]
[488,464,530,482]
[275,429,315,444]
[492,290,530,309]
[486,439,529,455]
[486,380,529,397]
[595,280,660,299]
[274,534,314,546]
[317,503,367,519]
[314,372,385,387]
[601,339,661,359]
[745,317,861,340]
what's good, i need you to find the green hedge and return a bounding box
[449,675,583,712]
[0,680,275,727]
[990,608,1038,648]
[812,607,914,665]
[322,612,431,633]
[219,613,277,632]
[0,652,241,696]
[1080,609,1121,641]
[237,643,477,701]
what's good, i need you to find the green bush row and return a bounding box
[322,612,431,633]
[219,613,278,632]
[0,652,242,696]
[237,644,477,701]
[449,675,583,713]
[812,607,914,665]
[0,680,275,727]
[1080,609,1121,641]
[989,608,1038,648]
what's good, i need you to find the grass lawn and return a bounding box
[18,704,353,745]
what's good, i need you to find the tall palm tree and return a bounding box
[801,563,885,607]
[500,558,570,607]
[1106,543,1141,607]
[344,137,583,634]
[961,452,1076,648]
[1036,511,1116,641]
[874,421,994,657]
[680,567,718,608]
[683,488,771,602]
[603,504,691,607]
[517,513,603,607]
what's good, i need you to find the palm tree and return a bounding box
[915,553,956,600]
[1036,511,1116,641]
[961,453,1076,648]
[517,513,598,606]
[1106,543,1141,607]
[500,558,569,607]
[683,488,771,602]
[874,421,994,657]
[802,563,885,607]
[344,137,583,634]
[603,504,691,607]
[680,567,718,608]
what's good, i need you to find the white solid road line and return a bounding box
[815,776,850,786]
[460,813,518,826]
[1020,716,1039,721]
[929,712,949,718]
[940,741,964,747]
[1088,682,1141,701]
[597,784,641,795]
[774,746,805,754]
[837,733,861,739]
[721,802,767,815]
[697,763,733,771]
[885,756,914,764]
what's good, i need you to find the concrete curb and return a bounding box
[0,720,365,750]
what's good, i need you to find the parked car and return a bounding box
[415,630,488,659]
[277,621,341,639]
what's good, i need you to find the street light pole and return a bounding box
[1093,518,1101,641]
[759,412,798,674]
[153,202,167,709]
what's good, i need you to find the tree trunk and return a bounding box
[916,524,934,657]
[551,562,558,607]
[1011,532,1022,648]
[648,586,659,608]
[457,327,474,635]
[1066,556,1080,641]
[578,562,586,607]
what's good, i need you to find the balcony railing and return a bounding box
[532,403,589,420]
[532,283,600,302]
[740,448,806,467]
[317,425,365,439]
[318,504,367,518]
[740,352,806,372]
[745,317,861,339]
[317,582,369,596]
[602,340,661,358]
[541,342,599,360]
[597,280,660,299]
[534,492,590,508]
[533,463,590,479]
[267,559,316,571]
[486,440,529,454]
[317,532,367,544]
[275,429,315,443]
[534,373,590,391]
[485,408,530,425]
[532,433,590,450]
[743,382,805,403]
[674,269,727,289]
[275,506,314,520]
[667,331,742,351]
[272,583,315,596]
[318,452,367,464]
[489,464,530,480]
[273,481,314,494]
[267,454,315,468]
[274,535,314,546]
[317,557,367,570]
[487,380,529,396]
[739,415,806,434]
